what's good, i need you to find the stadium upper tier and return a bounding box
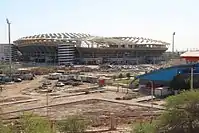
[14,32,169,65]
[14,32,170,48]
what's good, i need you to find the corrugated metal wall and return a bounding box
[138,67,179,81]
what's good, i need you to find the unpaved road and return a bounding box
[1,75,44,98]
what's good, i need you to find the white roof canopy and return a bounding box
[180,51,199,57]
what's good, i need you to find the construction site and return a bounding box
[0,29,185,132]
[0,62,171,133]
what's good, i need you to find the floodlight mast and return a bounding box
[6,18,12,77]
[172,32,175,54]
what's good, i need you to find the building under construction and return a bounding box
[14,33,169,65]
[0,44,18,62]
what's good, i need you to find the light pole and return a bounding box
[6,18,12,77]
[172,32,175,54]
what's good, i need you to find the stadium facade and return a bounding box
[14,33,169,65]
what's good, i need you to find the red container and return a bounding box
[99,79,105,86]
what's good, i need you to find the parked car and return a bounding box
[14,78,22,82]
[4,76,12,82]
[42,81,52,86]
[56,82,65,87]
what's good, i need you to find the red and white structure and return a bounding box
[180,51,199,62]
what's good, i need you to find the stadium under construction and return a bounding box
[14,33,170,65]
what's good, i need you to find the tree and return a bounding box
[0,63,18,75]
[126,73,131,79]
[133,79,139,88]
[170,75,190,91]
[158,90,199,133]
[57,115,89,133]
[113,75,116,81]
[129,79,139,89]
[118,73,123,79]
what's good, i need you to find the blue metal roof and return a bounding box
[136,63,199,82]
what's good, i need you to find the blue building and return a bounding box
[135,63,199,88]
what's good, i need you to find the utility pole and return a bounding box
[6,19,12,77]
[190,66,194,89]
[46,90,49,118]
[150,80,154,123]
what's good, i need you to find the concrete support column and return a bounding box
[45,54,50,63]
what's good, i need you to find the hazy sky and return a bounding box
[0,0,199,51]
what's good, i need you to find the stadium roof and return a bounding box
[112,37,169,45]
[17,33,91,40]
[87,37,133,45]
[14,32,170,46]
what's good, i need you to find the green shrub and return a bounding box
[132,90,199,133]
[134,79,139,87]
[112,75,117,80]
[57,115,89,133]
[132,122,156,133]
[126,73,131,79]
[0,121,12,133]
[18,113,52,133]
[118,73,123,79]
[1,113,52,133]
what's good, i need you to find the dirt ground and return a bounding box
[3,99,160,130]
[0,96,31,103]
[0,75,163,132]
[138,99,166,106]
